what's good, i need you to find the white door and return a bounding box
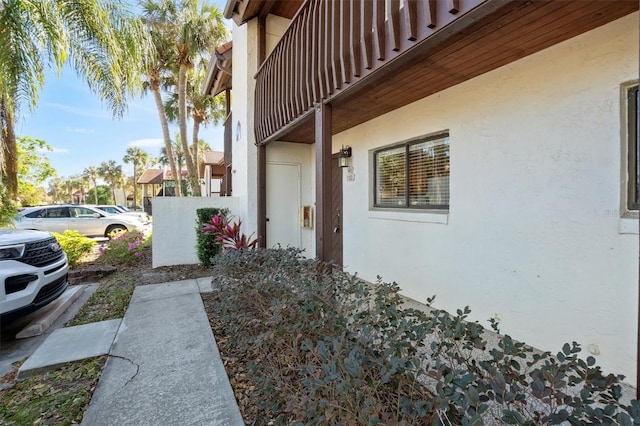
[266,162,300,248]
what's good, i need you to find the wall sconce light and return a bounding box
[338,145,352,168]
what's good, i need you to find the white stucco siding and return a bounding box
[231,20,258,235]
[335,13,639,382]
[266,15,290,55]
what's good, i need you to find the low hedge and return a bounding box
[209,248,639,425]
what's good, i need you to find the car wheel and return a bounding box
[106,225,128,238]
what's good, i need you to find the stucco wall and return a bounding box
[231,15,290,237]
[230,21,258,236]
[332,13,639,382]
[152,196,239,267]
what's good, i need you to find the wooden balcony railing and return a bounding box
[254,0,487,144]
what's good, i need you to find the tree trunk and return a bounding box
[132,163,137,208]
[192,117,202,196]
[93,179,98,204]
[151,77,181,196]
[178,64,200,196]
[1,99,18,201]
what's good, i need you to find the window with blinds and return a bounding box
[626,83,638,211]
[374,133,449,209]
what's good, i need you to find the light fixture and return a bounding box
[338,145,352,168]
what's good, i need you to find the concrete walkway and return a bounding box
[11,277,241,425]
[81,278,243,425]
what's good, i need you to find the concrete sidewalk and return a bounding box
[81,279,244,426]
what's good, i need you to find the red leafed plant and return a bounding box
[202,214,259,250]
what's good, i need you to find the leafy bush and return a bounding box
[201,213,259,251]
[209,248,640,425]
[52,230,96,268]
[99,230,149,265]
[195,207,229,266]
[210,248,435,424]
[0,185,17,227]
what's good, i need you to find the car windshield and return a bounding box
[117,205,130,212]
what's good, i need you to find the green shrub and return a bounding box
[99,230,149,265]
[52,230,97,268]
[195,207,229,266]
[209,248,640,425]
[0,186,17,227]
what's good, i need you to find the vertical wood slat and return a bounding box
[315,0,326,100]
[350,0,362,77]
[284,24,293,122]
[374,0,386,61]
[290,18,299,118]
[362,0,373,69]
[304,6,313,108]
[256,74,263,141]
[310,0,320,104]
[448,0,459,14]
[340,0,352,84]
[275,46,283,128]
[331,1,342,90]
[323,0,334,96]
[424,0,437,29]
[405,0,418,40]
[267,58,275,137]
[388,0,401,51]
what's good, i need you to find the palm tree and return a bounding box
[141,0,226,196]
[98,160,123,204]
[123,147,150,208]
[62,178,77,204]
[83,166,100,204]
[165,64,225,182]
[188,64,225,172]
[48,177,65,203]
[140,1,182,196]
[0,1,150,201]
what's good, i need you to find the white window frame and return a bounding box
[620,80,638,220]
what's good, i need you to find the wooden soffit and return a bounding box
[224,0,303,25]
[203,41,233,97]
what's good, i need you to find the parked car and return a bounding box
[15,205,144,238]
[90,204,151,224]
[0,229,69,320]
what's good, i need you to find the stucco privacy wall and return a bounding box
[152,196,239,267]
[333,13,639,383]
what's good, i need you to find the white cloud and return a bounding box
[65,127,95,134]
[129,138,164,148]
[50,147,69,153]
[44,102,111,119]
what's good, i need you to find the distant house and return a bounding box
[204,0,640,384]
[201,150,225,196]
[71,189,86,204]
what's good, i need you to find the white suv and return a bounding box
[0,229,69,320]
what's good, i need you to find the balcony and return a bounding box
[254,0,638,145]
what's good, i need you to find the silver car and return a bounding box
[90,204,151,224]
[15,205,143,238]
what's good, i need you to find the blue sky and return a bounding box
[17,0,230,183]
[18,66,225,182]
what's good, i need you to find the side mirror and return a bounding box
[93,213,101,218]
